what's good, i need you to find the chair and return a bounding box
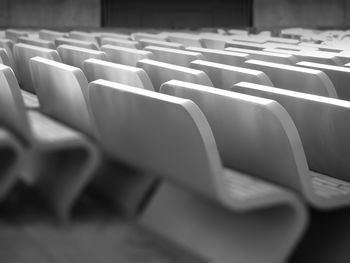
[190,60,273,90]
[88,79,307,263]
[297,61,350,101]
[167,33,204,47]
[137,58,213,91]
[29,56,155,215]
[245,59,338,97]
[57,44,107,69]
[39,29,67,41]
[263,48,343,66]
[144,45,204,67]
[161,80,350,209]
[5,29,28,42]
[131,32,168,42]
[225,47,298,65]
[82,58,154,91]
[139,38,184,49]
[55,37,98,50]
[0,39,18,77]
[13,43,61,93]
[232,81,350,189]
[100,38,141,49]
[17,36,55,49]
[69,31,100,46]
[101,45,154,67]
[0,64,99,220]
[186,46,249,66]
[225,41,266,51]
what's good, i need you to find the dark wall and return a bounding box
[0,0,100,28]
[102,0,253,29]
[254,0,350,29]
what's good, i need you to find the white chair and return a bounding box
[101,45,154,67]
[13,43,61,93]
[245,59,338,98]
[225,47,298,65]
[88,78,307,263]
[190,60,273,90]
[55,37,99,50]
[83,58,154,91]
[232,81,350,190]
[100,38,141,49]
[137,58,213,91]
[17,36,55,49]
[144,45,204,67]
[0,63,99,220]
[57,44,107,69]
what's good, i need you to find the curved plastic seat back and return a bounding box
[245,59,338,98]
[13,43,61,93]
[190,60,273,90]
[100,38,141,49]
[297,61,350,101]
[144,46,204,67]
[137,58,213,91]
[161,80,309,191]
[55,37,98,50]
[88,79,220,198]
[57,44,107,69]
[17,36,55,49]
[225,47,298,65]
[83,58,154,91]
[101,45,154,67]
[186,46,249,66]
[140,38,184,49]
[0,64,30,142]
[29,57,95,138]
[232,81,350,183]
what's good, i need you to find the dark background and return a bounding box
[1,0,350,30]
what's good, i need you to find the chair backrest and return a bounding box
[131,32,168,42]
[82,58,154,91]
[55,37,98,50]
[225,41,266,51]
[0,48,11,67]
[13,43,61,93]
[137,59,213,91]
[190,60,273,90]
[186,47,249,66]
[232,81,350,182]
[225,47,298,65]
[298,42,343,53]
[245,59,338,98]
[140,38,184,49]
[144,46,204,67]
[230,35,267,44]
[101,45,154,67]
[266,37,300,45]
[39,29,67,41]
[5,29,28,42]
[263,48,342,66]
[96,32,130,40]
[0,39,17,76]
[296,61,350,101]
[167,33,204,47]
[88,79,221,199]
[100,38,141,49]
[57,44,107,69]
[69,31,100,46]
[0,64,30,143]
[29,56,95,138]
[160,80,309,191]
[17,37,55,49]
